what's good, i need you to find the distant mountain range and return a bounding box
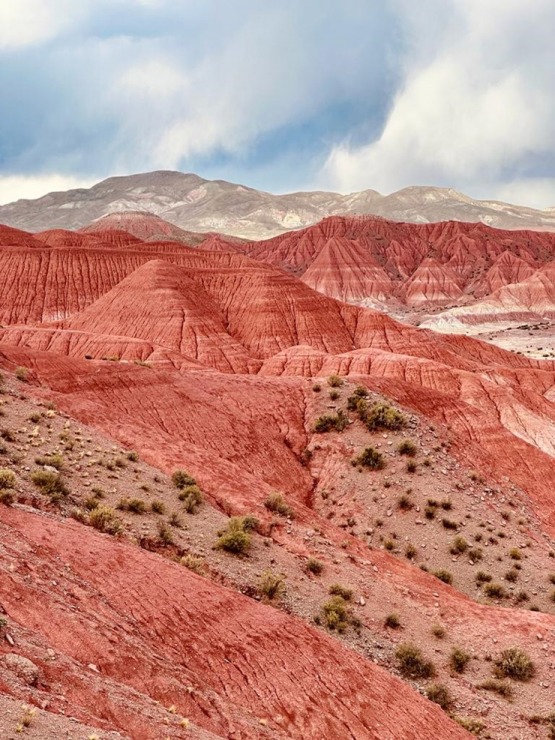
[1,170,555,239]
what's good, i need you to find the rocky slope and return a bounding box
[1,171,555,238]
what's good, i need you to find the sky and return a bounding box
[1,0,555,207]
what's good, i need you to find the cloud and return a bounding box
[321,0,555,207]
[0,0,86,50]
[0,174,95,205]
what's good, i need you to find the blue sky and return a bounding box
[1,0,555,207]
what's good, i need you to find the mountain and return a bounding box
[1,170,555,238]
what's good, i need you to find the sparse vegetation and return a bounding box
[172,469,196,489]
[397,439,417,457]
[327,374,343,388]
[305,557,324,575]
[157,521,174,544]
[385,613,401,629]
[395,643,435,679]
[426,683,452,710]
[450,536,468,554]
[328,583,353,601]
[431,623,445,639]
[117,497,147,514]
[216,517,253,555]
[433,569,453,585]
[478,678,513,699]
[364,402,406,431]
[15,366,29,382]
[450,647,470,674]
[264,492,292,517]
[493,647,535,681]
[151,500,165,514]
[259,570,285,601]
[454,716,485,735]
[353,446,385,470]
[35,453,64,470]
[0,468,16,489]
[313,411,348,433]
[31,469,69,499]
[179,484,203,513]
[180,554,205,574]
[484,582,506,599]
[89,506,123,535]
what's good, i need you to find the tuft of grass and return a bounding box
[454,717,485,735]
[30,470,69,499]
[431,623,445,639]
[259,570,286,601]
[450,647,471,674]
[478,678,513,699]
[157,521,174,544]
[264,492,292,517]
[328,583,353,601]
[426,683,452,710]
[216,517,253,555]
[405,543,417,560]
[172,469,197,489]
[34,453,64,470]
[397,439,417,457]
[397,494,414,511]
[179,484,203,514]
[117,497,147,514]
[441,518,458,530]
[151,500,165,514]
[180,554,205,574]
[433,569,453,585]
[364,402,406,431]
[395,643,435,679]
[484,583,506,599]
[305,557,324,575]
[384,613,401,629]
[126,450,139,462]
[509,548,522,560]
[493,647,535,681]
[89,506,123,535]
[450,536,468,554]
[313,411,348,433]
[321,596,350,632]
[353,446,386,470]
[327,374,343,388]
[15,366,29,382]
[0,468,16,489]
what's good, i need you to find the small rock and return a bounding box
[2,653,40,686]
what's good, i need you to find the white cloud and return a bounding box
[0,0,85,50]
[321,0,555,207]
[0,174,96,205]
[492,179,555,210]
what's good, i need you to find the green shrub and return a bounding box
[259,570,285,600]
[426,683,452,710]
[329,583,353,601]
[216,517,253,555]
[305,557,324,575]
[264,493,292,517]
[493,647,535,681]
[321,596,350,632]
[395,643,435,679]
[313,411,348,433]
[397,439,417,457]
[450,647,470,674]
[30,470,69,498]
[89,506,123,535]
[365,402,406,431]
[0,468,16,489]
[179,484,203,513]
[353,446,385,470]
[172,469,196,489]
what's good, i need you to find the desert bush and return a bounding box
[431,623,446,639]
[327,375,343,388]
[395,643,435,679]
[424,506,436,520]
[504,569,518,583]
[475,570,492,585]
[484,583,506,599]
[216,517,252,555]
[478,678,513,698]
[509,548,522,560]
[397,494,413,511]
[0,468,16,489]
[493,647,535,681]
[179,484,203,514]
[305,557,324,575]
[426,683,452,710]
[84,496,100,511]
[168,512,183,528]
[117,497,146,514]
[151,500,165,514]
[397,439,417,457]
[313,411,348,433]
[15,366,28,382]
[384,613,401,629]
[353,446,386,470]
[468,547,483,562]
[264,492,292,517]
[180,554,205,574]
[259,570,286,600]
[89,506,123,535]
[1,429,15,442]
[433,569,453,585]
[405,543,417,560]
[454,717,485,735]
[329,390,340,401]
[157,521,174,544]
[35,453,64,470]
[329,583,353,601]
[31,470,69,498]
[172,469,196,489]
[406,460,417,473]
[0,489,14,505]
[450,647,471,674]
[321,596,350,632]
[364,402,406,431]
[450,536,468,554]
[312,383,321,392]
[126,450,139,462]
[441,518,458,530]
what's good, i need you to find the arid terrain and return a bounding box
[0,211,555,740]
